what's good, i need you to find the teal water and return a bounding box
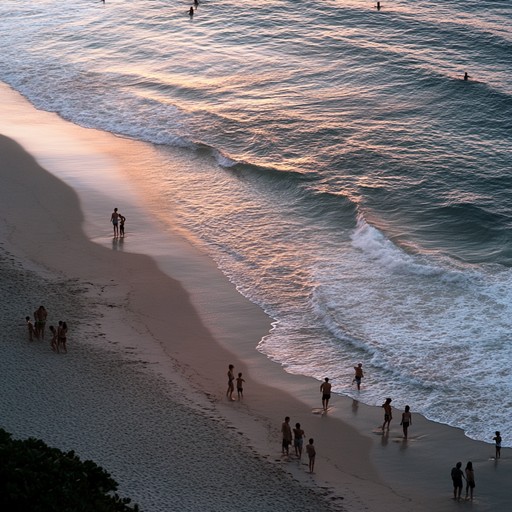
[1,0,511,444]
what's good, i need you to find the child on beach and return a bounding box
[306,438,316,473]
[119,214,126,237]
[493,431,502,459]
[236,372,245,400]
[293,423,305,458]
[26,316,37,341]
[400,405,412,439]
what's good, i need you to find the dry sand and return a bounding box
[0,83,510,512]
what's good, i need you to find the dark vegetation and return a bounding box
[0,428,139,512]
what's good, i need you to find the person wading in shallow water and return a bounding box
[353,363,364,390]
[110,208,120,237]
[119,214,126,237]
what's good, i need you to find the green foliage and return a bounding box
[0,428,139,512]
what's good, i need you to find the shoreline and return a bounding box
[1,82,511,511]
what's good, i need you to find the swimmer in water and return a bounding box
[189,6,194,16]
[376,2,381,10]
[464,72,470,81]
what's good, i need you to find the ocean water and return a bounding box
[1,0,511,445]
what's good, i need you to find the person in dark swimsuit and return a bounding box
[451,461,464,500]
[320,377,332,411]
[381,398,392,431]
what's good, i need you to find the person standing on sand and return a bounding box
[293,422,305,458]
[34,305,48,340]
[493,431,502,459]
[236,372,245,400]
[58,321,68,353]
[26,316,37,341]
[226,364,235,400]
[320,377,332,411]
[306,438,316,473]
[281,416,292,456]
[465,461,475,500]
[381,398,392,431]
[400,405,412,439]
[353,363,364,390]
[111,208,120,237]
[451,461,464,501]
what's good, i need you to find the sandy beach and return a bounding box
[1,83,511,512]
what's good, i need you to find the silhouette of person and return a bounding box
[320,377,332,411]
[111,208,120,237]
[353,363,364,390]
[493,431,502,459]
[189,6,194,17]
[381,398,392,430]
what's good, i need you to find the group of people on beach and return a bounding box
[383,399,504,501]
[281,416,316,473]
[226,364,245,401]
[110,208,126,238]
[26,305,68,353]
[226,364,316,473]
[379,398,412,439]
[451,461,476,501]
[226,360,505,493]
